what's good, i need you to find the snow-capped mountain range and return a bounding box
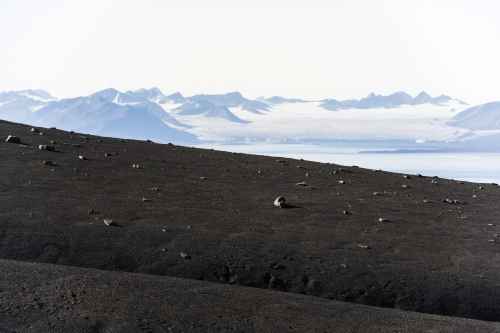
[0,88,498,147]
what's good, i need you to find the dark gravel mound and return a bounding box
[1,119,500,330]
[1,259,499,333]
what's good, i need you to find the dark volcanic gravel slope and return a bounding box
[1,120,500,324]
[1,259,499,333]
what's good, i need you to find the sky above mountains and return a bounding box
[1,0,499,104]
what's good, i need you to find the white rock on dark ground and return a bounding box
[103,219,116,226]
[39,145,55,151]
[6,135,20,143]
[274,196,286,208]
[180,252,191,259]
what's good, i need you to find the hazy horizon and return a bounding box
[1,0,499,104]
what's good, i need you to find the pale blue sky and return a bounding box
[1,0,499,104]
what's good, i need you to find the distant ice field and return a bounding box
[194,142,500,184]
[169,101,472,142]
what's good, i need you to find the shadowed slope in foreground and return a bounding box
[1,259,499,333]
[1,119,500,331]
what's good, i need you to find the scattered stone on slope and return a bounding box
[274,196,286,208]
[296,182,308,186]
[39,145,55,151]
[103,219,116,226]
[5,135,20,143]
[143,198,152,202]
[30,128,39,133]
[42,161,58,166]
[79,155,87,160]
[443,199,465,204]
[132,164,141,169]
[180,253,191,259]
[379,218,390,222]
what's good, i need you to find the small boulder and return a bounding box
[31,128,39,133]
[39,145,55,151]
[103,219,116,226]
[42,161,58,166]
[180,252,191,259]
[274,196,286,208]
[6,135,21,143]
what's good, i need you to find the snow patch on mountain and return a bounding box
[448,102,500,130]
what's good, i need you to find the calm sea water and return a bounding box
[195,142,500,184]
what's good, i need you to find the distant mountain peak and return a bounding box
[148,87,166,97]
[266,96,308,104]
[91,88,120,97]
[410,92,432,105]
[166,92,184,101]
[32,89,57,100]
[125,87,168,101]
